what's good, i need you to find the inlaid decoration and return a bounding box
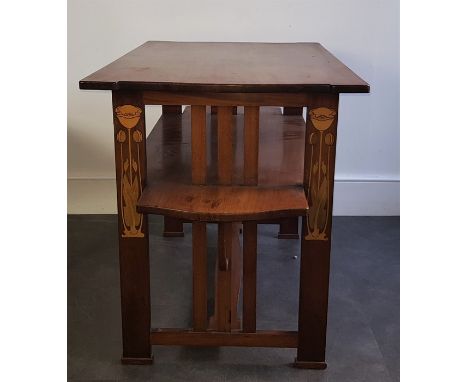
[115,105,144,238]
[305,107,336,241]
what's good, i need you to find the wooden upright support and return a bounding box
[191,105,208,331]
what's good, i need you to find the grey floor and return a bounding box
[68,216,399,382]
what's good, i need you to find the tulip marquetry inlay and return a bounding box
[115,105,145,238]
[305,107,336,241]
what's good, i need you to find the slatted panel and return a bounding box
[191,105,208,331]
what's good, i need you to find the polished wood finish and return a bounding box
[137,183,307,221]
[143,91,328,108]
[191,105,207,184]
[163,216,184,237]
[211,106,237,115]
[217,106,234,185]
[242,221,257,332]
[230,222,242,331]
[192,222,208,331]
[243,106,259,185]
[295,93,339,369]
[80,42,369,93]
[81,41,368,367]
[150,329,298,348]
[191,106,209,332]
[112,90,152,364]
[215,223,234,331]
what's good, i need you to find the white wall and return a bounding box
[68,0,399,215]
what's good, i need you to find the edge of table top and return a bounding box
[79,41,370,94]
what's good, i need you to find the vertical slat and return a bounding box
[192,222,207,331]
[230,223,242,330]
[243,106,259,185]
[217,222,232,331]
[191,104,208,331]
[243,221,257,332]
[211,106,237,115]
[217,106,233,185]
[191,105,207,184]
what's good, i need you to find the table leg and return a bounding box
[112,90,152,364]
[295,94,339,369]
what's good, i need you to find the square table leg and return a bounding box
[295,94,339,369]
[112,91,153,364]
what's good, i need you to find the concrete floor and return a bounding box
[68,215,399,382]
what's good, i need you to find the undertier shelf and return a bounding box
[138,183,307,222]
[138,106,308,222]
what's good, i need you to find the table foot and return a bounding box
[121,354,154,365]
[292,358,327,370]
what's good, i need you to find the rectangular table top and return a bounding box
[79,41,369,94]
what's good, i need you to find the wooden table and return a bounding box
[79,41,369,369]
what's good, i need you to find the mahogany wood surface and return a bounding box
[191,105,207,184]
[137,179,307,221]
[80,42,369,93]
[217,106,234,185]
[79,40,368,367]
[243,106,260,185]
[192,222,208,331]
[142,91,336,107]
[138,106,307,221]
[242,221,257,333]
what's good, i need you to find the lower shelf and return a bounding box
[140,106,308,221]
[137,183,307,222]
